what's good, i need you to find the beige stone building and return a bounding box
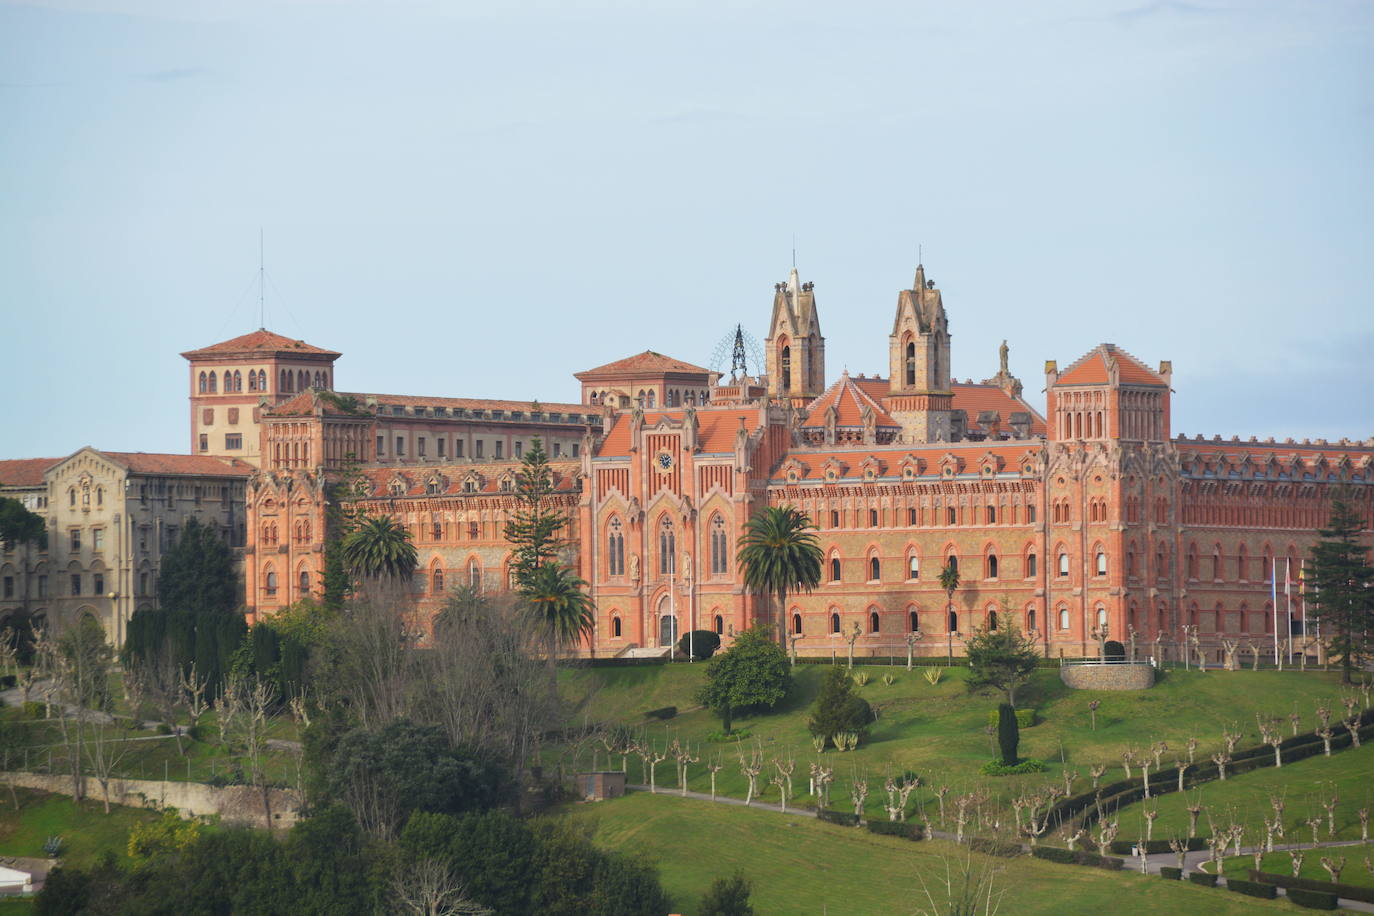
[0,450,250,646]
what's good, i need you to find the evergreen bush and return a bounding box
[984,708,1036,728]
[1224,877,1276,899]
[996,703,1018,765]
[864,820,922,840]
[1285,888,1338,910]
[1187,872,1218,887]
[807,666,874,748]
[1159,866,1182,880]
[677,630,721,660]
[816,809,860,827]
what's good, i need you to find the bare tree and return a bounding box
[1168,835,1187,871]
[1320,856,1346,884]
[1322,786,1340,838]
[705,757,723,801]
[1220,639,1239,671]
[1088,700,1100,731]
[1257,716,1284,768]
[82,719,131,814]
[1289,850,1305,877]
[914,850,1005,916]
[392,856,493,916]
[852,777,869,820]
[843,621,861,671]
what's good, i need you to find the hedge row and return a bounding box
[865,820,923,840]
[1029,846,1122,870]
[1285,887,1338,910]
[1224,877,1276,900]
[1159,866,1183,880]
[791,656,1063,669]
[1188,872,1218,887]
[1108,837,1207,856]
[816,809,860,827]
[1250,870,1374,905]
[967,838,1023,858]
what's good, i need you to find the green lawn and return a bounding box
[0,788,162,870]
[567,791,1300,915]
[559,664,1354,823]
[1222,841,1374,889]
[1109,742,1374,843]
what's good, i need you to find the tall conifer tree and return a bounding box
[1308,493,1374,684]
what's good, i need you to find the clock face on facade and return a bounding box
[656,451,674,472]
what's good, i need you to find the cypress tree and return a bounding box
[997,702,1019,765]
[1308,493,1374,685]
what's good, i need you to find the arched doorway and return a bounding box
[657,594,677,648]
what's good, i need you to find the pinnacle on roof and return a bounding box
[181,328,340,360]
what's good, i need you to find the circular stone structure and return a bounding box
[1060,662,1155,691]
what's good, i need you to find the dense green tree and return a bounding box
[402,811,538,914]
[1308,493,1374,684]
[324,719,509,840]
[523,562,595,664]
[699,872,755,916]
[339,515,417,596]
[996,702,1019,765]
[0,496,46,550]
[697,626,791,734]
[964,623,1039,707]
[807,665,874,748]
[677,629,721,660]
[122,608,245,698]
[503,436,569,588]
[59,614,112,712]
[157,517,237,615]
[736,506,823,648]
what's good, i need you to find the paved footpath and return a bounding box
[629,785,1374,910]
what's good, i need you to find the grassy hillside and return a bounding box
[1222,842,1374,888]
[0,789,162,869]
[560,663,1353,821]
[1110,741,1374,843]
[567,792,1297,915]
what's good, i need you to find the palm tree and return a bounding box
[939,557,961,663]
[736,506,823,648]
[523,562,595,667]
[340,515,418,599]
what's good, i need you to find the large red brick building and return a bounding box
[204,263,1372,661]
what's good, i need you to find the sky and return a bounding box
[2,0,1371,459]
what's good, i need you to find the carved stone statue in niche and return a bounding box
[628,553,640,583]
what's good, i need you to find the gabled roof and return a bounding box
[575,351,711,379]
[597,408,762,457]
[802,373,898,429]
[771,443,1038,483]
[0,458,60,488]
[1056,344,1165,386]
[181,329,341,360]
[353,461,580,498]
[848,375,1047,437]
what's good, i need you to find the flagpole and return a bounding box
[1271,561,1279,668]
[1285,558,1293,667]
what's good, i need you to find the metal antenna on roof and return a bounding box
[792,234,796,269]
[258,228,265,330]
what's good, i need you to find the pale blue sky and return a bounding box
[2,0,1371,458]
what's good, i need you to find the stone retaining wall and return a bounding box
[1060,663,1154,691]
[0,772,300,829]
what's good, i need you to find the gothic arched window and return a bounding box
[714,614,724,635]
[710,515,728,575]
[257,369,267,391]
[904,341,915,386]
[830,612,840,634]
[198,371,208,393]
[208,372,218,394]
[433,566,444,592]
[607,518,625,577]
[781,345,791,388]
[869,611,880,633]
[612,616,622,637]
[830,556,841,582]
[792,613,802,635]
[658,517,675,575]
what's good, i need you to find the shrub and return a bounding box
[984,708,1036,728]
[23,701,43,719]
[1028,846,1120,869]
[881,673,895,686]
[1187,872,1218,887]
[966,838,1022,858]
[852,672,870,687]
[980,758,1048,776]
[1109,838,1206,855]
[808,666,874,748]
[1225,877,1276,899]
[43,835,64,858]
[705,728,752,742]
[1285,888,1338,910]
[816,809,859,827]
[698,871,754,916]
[864,820,922,840]
[1159,866,1182,880]
[677,630,720,661]
[645,706,678,721]
[0,675,15,689]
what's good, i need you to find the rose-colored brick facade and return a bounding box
[211,263,1372,658]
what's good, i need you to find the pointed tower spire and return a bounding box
[765,263,826,405]
[887,262,954,441]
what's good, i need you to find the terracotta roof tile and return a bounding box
[575,351,712,379]
[181,329,340,359]
[1056,344,1164,387]
[597,408,761,457]
[0,458,60,487]
[802,373,899,428]
[99,452,252,477]
[773,443,1038,482]
[950,383,1048,437]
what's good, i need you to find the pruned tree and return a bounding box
[1087,700,1100,731]
[851,777,869,820]
[843,620,861,671]
[1289,850,1305,878]
[82,719,131,814]
[1320,856,1346,884]
[1257,715,1284,767]
[738,747,762,805]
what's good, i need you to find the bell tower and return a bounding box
[765,267,826,406]
[887,264,953,441]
